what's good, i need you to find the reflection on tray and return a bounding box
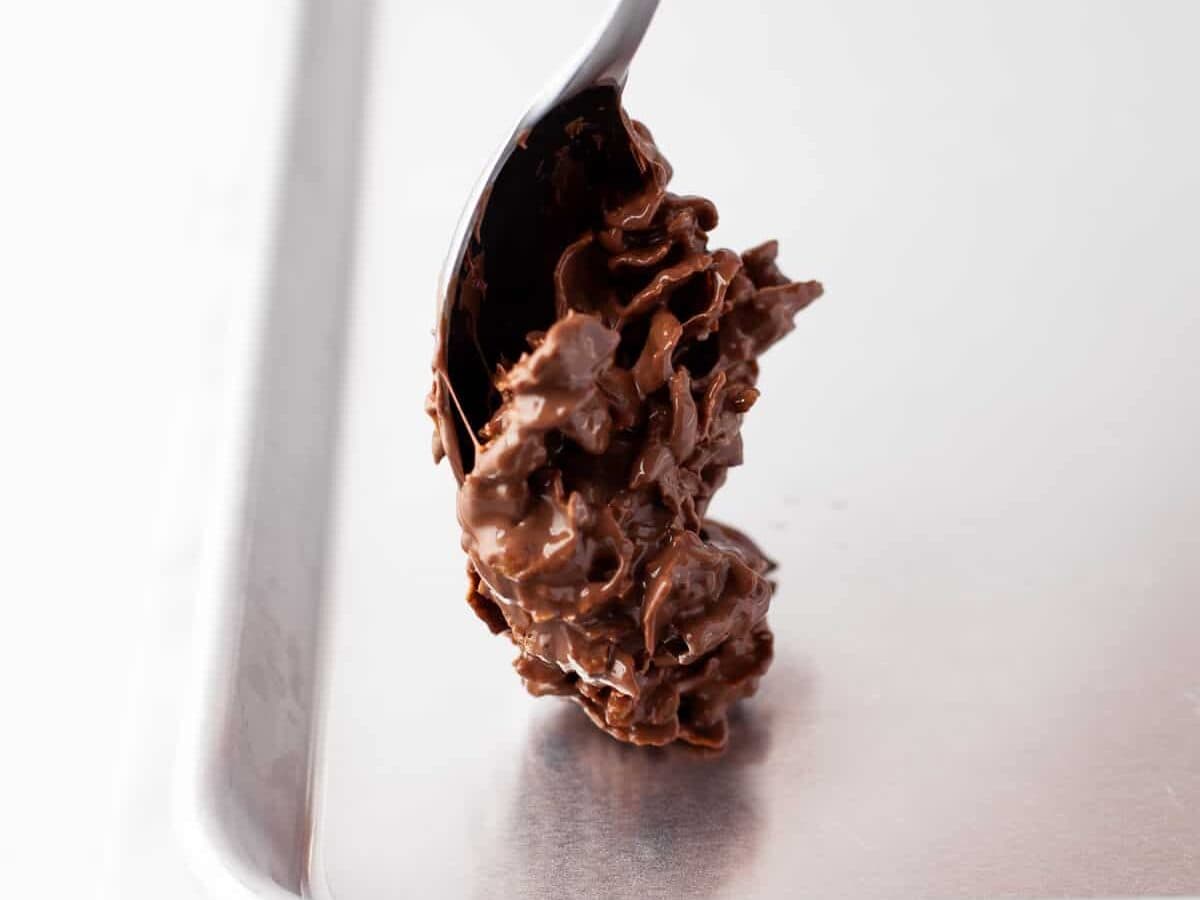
[492,682,791,900]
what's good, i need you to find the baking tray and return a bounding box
[124,1,1200,897]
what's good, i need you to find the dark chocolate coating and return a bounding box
[429,87,821,748]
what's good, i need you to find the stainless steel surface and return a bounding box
[310,2,1200,897]
[158,2,1200,898]
[435,0,659,337]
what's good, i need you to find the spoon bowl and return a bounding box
[431,0,660,481]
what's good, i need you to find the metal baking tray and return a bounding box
[110,1,1200,897]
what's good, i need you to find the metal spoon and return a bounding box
[432,0,660,479]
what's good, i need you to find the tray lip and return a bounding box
[171,247,299,900]
[170,0,376,892]
[99,3,306,898]
[170,100,303,900]
[167,0,313,894]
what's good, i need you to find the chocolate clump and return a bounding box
[429,86,821,748]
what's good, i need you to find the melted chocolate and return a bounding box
[429,86,822,748]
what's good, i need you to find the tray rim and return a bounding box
[170,0,373,895]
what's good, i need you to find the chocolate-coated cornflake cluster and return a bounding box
[430,90,821,748]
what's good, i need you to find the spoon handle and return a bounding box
[561,0,661,98]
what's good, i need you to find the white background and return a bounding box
[3,1,1199,897]
[0,3,291,897]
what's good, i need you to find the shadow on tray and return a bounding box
[491,661,813,899]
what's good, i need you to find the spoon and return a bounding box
[432,0,661,481]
